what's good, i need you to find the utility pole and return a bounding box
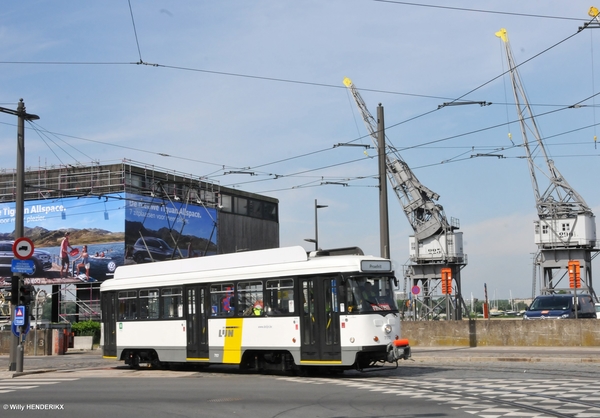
[0,99,39,371]
[377,104,390,259]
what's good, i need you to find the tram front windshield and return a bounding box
[346,276,398,313]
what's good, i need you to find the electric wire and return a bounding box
[1,5,597,196]
[590,29,598,149]
[373,1,590,21]
[128,0,144,63]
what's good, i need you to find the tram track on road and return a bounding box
[379,377,600,418]
[277,371,600,418]
[393,360,600,380]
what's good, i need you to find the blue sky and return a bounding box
[0,1,599,300]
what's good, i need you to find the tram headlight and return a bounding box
[383,324,392,334]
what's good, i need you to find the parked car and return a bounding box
[131,237,178,263]
[0,240,52,277]
[523,294,597,319]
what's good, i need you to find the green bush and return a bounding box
[71,320,101,344]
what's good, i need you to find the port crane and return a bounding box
[496,28,597,299]
[343,77,467,319]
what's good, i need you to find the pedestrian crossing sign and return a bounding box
[14,305,25,326]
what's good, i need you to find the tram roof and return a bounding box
[101,246,393,291]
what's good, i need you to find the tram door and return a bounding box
[101,291,117,357]
[185,285,210,360]
[299,276,341,362]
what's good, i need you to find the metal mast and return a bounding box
[343,77,467,320]
[496,28,597,299]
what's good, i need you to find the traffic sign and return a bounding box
[11,321,30,338]
[411,285,421,295]
[13,237,34,260]
[11,259,35,274]
[14,305,25,326]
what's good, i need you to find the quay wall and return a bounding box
[402,319,600,347]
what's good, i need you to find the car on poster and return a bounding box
[131,236,179,263]
[0,240,53,276]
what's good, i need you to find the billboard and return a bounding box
[0,192,217,288]
[0,194,125,287]
[124,192,218,263]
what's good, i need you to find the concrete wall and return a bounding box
[402,319,600,347]
[0,329,53,355]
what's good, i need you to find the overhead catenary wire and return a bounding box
[1,5,598,198]
[590,28,599,149]
[128,0,144,64]
[8,88,600,196]
[372,1,590,22]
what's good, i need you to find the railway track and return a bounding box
[276,364,600,418]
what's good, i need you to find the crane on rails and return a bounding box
[343,77,467,320]
[496,28,597,300]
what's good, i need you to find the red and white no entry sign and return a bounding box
[13,237,35,260]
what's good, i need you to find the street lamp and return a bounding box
[304,199,328,251]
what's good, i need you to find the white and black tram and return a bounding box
[100,246,410,372]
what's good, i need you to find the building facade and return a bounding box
[0,160,279,323]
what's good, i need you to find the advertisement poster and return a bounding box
[0,194,125,287]
[0,192,217,290]
[124,192,217,263]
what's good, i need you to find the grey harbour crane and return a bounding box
[343,77,467,319]
[496,28,597,300]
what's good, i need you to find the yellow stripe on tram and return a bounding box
[299,360,343,365]
[103,356,118,359]
[223,317,244,364]
[186,357,210,362]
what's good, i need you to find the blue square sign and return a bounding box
[11,259,35,275]
[14,305,25,326]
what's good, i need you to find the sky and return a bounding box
[1,1,599,301]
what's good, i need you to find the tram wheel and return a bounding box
[130,353,141,369]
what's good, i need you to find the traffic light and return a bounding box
[19,284,32,306]
[568,260,581,289]
[11,277,19,305]
[441,268,452,295]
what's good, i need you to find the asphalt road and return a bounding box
[1,348,600,418]
[3,345,600,378]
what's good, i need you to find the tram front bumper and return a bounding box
[387,339,411,362]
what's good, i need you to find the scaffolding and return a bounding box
[0,159,221,207]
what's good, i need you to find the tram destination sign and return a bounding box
[361,260,392,272]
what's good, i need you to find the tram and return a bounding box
[100,246,410,372]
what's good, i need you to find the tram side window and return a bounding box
[211,284,235,316]
[265,279,295,315]
[161,287,183,318]
[325,278,338,313]
[238,281,264,316]
[118,290,137,320]
[139,289,159,319]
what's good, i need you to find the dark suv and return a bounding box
[0,240,53,277]
[131,237,178,263]
[523,294,597,319]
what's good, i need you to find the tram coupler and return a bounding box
[387,339,411,362]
